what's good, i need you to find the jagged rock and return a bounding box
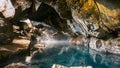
[4,62,27,68]
[0,0,15,18]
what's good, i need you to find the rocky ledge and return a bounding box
[0,37,30,67]
[4,62,27,68]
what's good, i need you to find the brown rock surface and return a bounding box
[0,38,30,67]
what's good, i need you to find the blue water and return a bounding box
[29,44,120,68]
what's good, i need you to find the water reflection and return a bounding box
[28,43,120,68]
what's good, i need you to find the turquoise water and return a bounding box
[29,44,120,68]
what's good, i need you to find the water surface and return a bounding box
[28,43,120,68]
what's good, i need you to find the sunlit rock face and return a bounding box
[67,0,120,39]
[0,0,15,18]
[96,0,120,31]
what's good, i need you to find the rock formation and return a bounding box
[0,0,120,67]
[4,62,27,68]
[36,0,120,54]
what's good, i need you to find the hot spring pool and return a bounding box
[28,43,120,68]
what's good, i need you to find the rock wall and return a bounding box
[35,0,120,54]
[0,0,119,39]
[37,0,120,39]
[0,0,120,54]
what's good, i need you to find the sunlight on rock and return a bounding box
[5,62,27,68]
[25,56,32,64]
[0,0,15,18]
[52,64,93,68]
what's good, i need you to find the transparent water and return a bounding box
[28,43,120,68]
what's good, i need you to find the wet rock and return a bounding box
[34,44,45,51]
[71,36,84,45]
[4,62,27,68]
[19,19,34,37]
[89,37,120,54]
[89,49,120,67]
[96,40,102,48]
[52,64,93,68]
